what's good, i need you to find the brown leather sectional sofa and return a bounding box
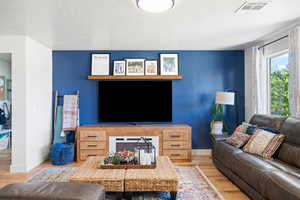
[212,114,300,200]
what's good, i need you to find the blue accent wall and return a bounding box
[53,50,245,149]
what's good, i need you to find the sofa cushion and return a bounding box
[0,182,106,200]
[277,143,300,168]
[249,114,287,132]
[231,153,278,195]
[277,118,300,168]
[243,129,285,158]
[265,159,300,179]
[265,170,300,200]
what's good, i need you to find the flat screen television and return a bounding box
[99,81,172,122]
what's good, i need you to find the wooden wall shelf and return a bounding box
[88,75,183,80]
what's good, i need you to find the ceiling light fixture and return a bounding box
[137,0,175,13]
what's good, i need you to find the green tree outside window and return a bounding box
[270,53,290,117]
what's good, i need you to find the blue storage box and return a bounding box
[51,143,74,165]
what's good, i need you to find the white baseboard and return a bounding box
[192,149,212,156]
[10,163,27,173]
[10,154,48,173]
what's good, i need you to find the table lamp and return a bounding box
[215,91,235,106]
[211,91,235,134]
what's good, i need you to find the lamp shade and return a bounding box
[215,91,235,105]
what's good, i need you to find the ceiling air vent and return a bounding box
[235,1,270,12]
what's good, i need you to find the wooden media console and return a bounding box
[76,124,192,162]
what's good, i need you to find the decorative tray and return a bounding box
[99,150,156,169]
[99,164,156,169]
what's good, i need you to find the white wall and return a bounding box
[0,35,52,172]
[25,37,52,171]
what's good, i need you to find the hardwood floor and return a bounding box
[0,154,249,200]
[0,149,11,173]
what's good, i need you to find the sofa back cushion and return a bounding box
[277,118,300,168]
[249,114,287,132]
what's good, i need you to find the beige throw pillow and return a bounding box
[243,129,285,159]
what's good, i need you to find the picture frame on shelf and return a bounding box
[126,59,145,76]
[145,60,158,75]
[91,53,110,75]
[160,54,179,75]
[113,60,126,76]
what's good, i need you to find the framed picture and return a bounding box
[145,60,158,75]
[126,59,145,76]
[160,54,179,75]
[91,53,110,75]
[113,60,126,75]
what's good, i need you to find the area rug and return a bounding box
[26,166,224,200]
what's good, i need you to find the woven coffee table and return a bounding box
[125,156,178,199]
[70,156,178,199]
[70,156,126,192]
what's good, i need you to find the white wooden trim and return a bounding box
[192,149,212,156]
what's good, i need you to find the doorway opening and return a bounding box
[0,53,12,173]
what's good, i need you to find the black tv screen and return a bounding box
[99,81,172,122]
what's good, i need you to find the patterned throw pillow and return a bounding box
[226,131,251,148]
[235,123,251,133]
[243,129,285,159]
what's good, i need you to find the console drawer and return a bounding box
[80,141,105,150]
[80,150,106,161]
[163,141,188,149]
[163,150,190,160]
[163,130,188,141]
[80,131,106,141]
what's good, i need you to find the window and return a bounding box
[269,53,290,116]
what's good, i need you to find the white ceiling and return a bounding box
[0,0,300,50]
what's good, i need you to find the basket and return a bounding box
[0,133,9,150]
[51,143,74,165]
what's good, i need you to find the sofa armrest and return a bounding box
[210,132,229,141]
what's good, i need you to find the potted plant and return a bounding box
[211,103,223,135]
